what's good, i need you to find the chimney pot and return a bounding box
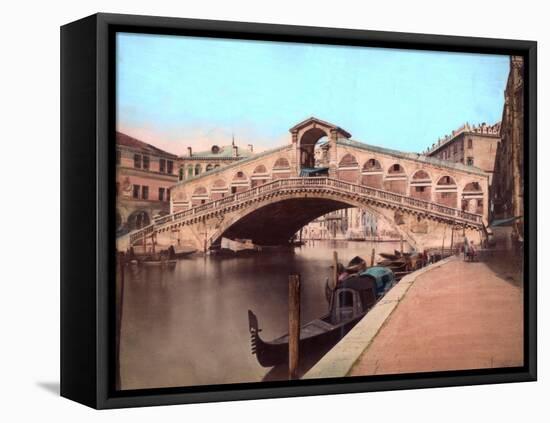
[187,147,192,157]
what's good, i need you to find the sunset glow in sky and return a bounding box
[116,32,510,155]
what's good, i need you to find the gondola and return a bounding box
[379,252,399,260]
[249,267,394,368]
[344,256,367,273]
[249,275,375,368]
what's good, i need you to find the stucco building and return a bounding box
[177,141,254,181]
[424,121,501,182]
[491,56,524,236]
[116,132,178,232]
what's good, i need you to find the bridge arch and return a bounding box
[208,191,410,248]
[435,175,458,208]
[298,127,329,169]
[384,163,408,194]
[410,169,432,201]
[361,158,383,188]
[337,153,359,182]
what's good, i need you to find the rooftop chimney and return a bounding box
[187,147,192,157]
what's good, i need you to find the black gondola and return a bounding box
[248,272,381,368]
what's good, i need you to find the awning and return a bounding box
[300,167,329,177]
[490,216,523,227]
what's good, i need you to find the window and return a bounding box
[159,187,165,201]
[159,159,166,173]
[477,199,483,207]
[393,164,400,172]
[415,186,426,192]
[179,168,184,181]
[237,171,244,178]
[467,157,474,166]
[467,138,473,149]
[133,154,141,169]
[231,186,237,194]
[167,160,173,174]
[141,186,149,200]
[133,184,140,199]
[142,155,150,170]
[338,291,354,307]
[167,189,170,202]
[187,166,194,177]
[116,150,121,165]
[195,164,201,176]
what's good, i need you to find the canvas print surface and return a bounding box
[114,32,525,390]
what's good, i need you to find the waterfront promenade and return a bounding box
[305,237,523,379]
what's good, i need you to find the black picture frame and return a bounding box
[60,12,537,409]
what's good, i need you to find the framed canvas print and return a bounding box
[60,13,537,409]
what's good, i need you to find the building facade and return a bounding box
[423,122,500,215]
[491,56,524,237]
[177,142,254,181]
[116,132,178,232]
[424,122,501,181]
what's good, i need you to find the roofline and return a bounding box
[174,144,292,186]
[426,130,500,155]
[289,116,352,138]
[338,138,488,177]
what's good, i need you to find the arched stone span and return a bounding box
[207,191,416,249]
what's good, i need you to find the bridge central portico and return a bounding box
[117,118,490,252]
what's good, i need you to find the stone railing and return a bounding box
[129,177,484,245]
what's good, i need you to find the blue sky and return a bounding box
[116,32,510,155]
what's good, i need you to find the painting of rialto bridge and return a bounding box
[117,117,489,253]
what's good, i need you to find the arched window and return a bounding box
[410,170,432,201]
[338,153,358,168]
[435,176,458,208]
[194,164,202,176]
[272,157,291,180]
[251,165,269,187]
[206,164,214,172]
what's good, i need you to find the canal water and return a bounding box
[120,240,408,390]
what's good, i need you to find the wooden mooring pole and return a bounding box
[370,248,375,267]
[288,274,301,380]
[332,251,338,289]
[400,235,404,255]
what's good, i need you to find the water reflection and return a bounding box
[120,240,407,389]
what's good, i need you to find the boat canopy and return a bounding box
[299,167,329,177]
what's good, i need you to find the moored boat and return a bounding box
[250,269,386,368]
[221,237,262,254]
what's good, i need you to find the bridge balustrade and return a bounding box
[125,176,484,245]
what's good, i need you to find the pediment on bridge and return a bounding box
[289,117,352,139]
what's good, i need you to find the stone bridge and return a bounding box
[117,118,489,252]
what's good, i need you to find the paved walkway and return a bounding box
[349,252,523,376]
